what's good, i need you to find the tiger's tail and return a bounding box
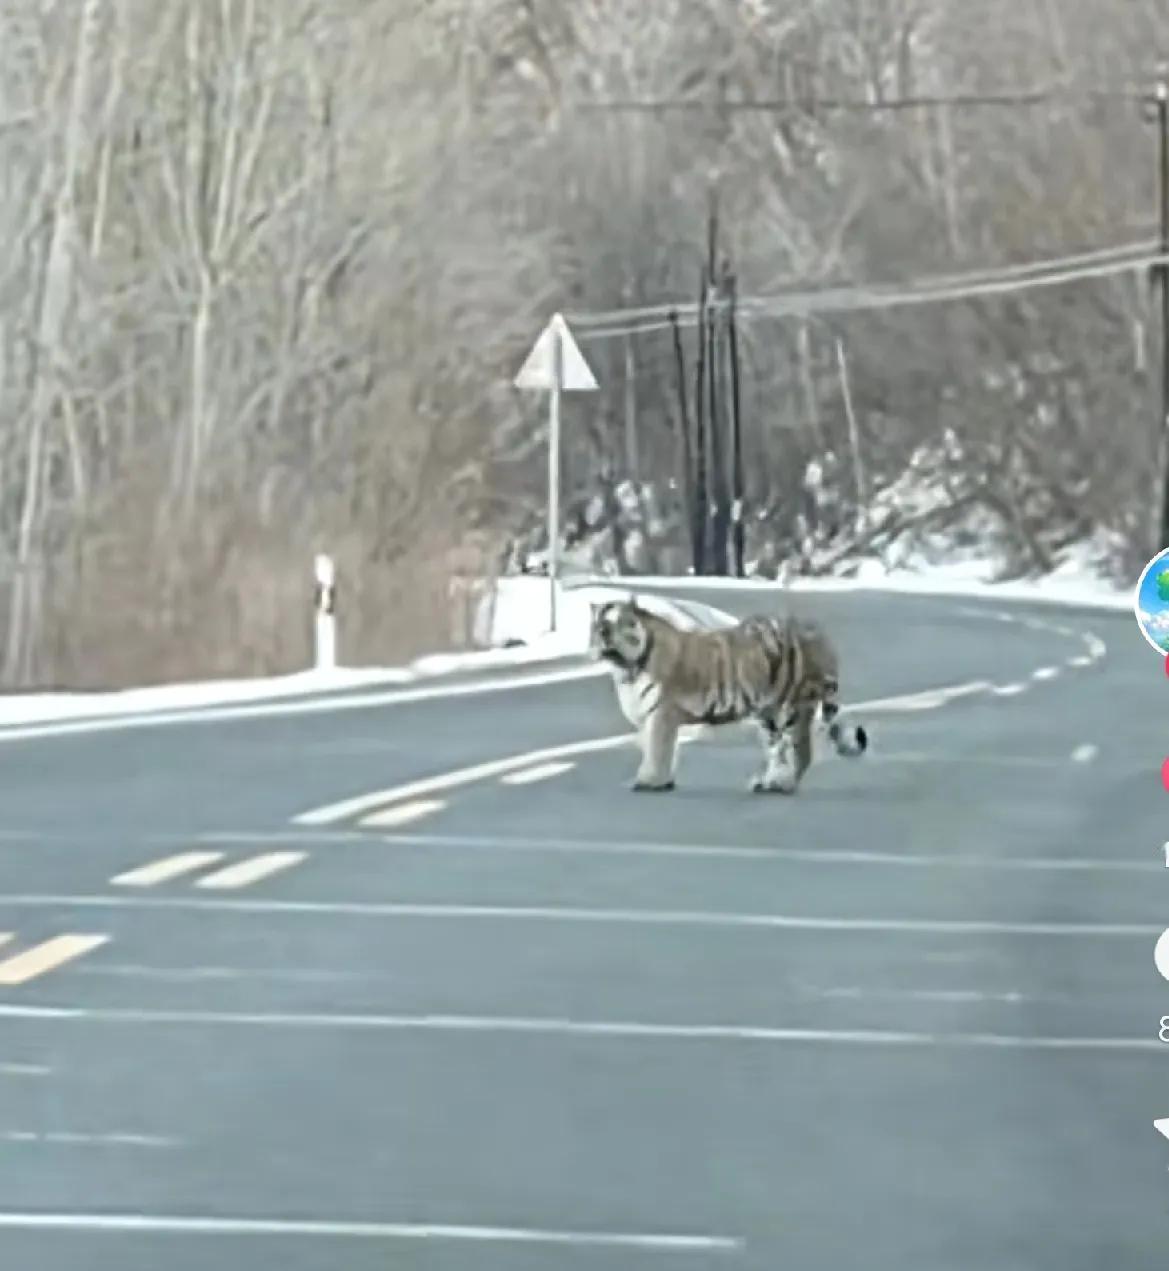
[817,680,868,758]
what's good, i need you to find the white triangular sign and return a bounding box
[514,313,598,392]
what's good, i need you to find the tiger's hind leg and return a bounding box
[750,710,798,794]
[790,703,814,785]
[632,704,679,792]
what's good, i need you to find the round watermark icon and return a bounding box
[1133,546,1169,655]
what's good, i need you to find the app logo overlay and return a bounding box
[1133,546,1169,655]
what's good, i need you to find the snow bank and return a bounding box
[0,578,734,729]
[585,548,1130,615]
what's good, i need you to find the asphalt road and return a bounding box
[0,586,1166,1271]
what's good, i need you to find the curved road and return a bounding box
[0,586,1165,1270]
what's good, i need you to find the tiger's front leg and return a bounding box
[632,704,679,791]
[750,710,798,794]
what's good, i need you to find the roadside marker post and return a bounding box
[313,554,337,672]
[514,314,598,631]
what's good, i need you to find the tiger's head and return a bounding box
[589,597,653,677]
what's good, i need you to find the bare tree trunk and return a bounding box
[5,0,104,683]
[835,337,868,533]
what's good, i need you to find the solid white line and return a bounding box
[0,936,110,986]
[0,893,1154,935]
[294,735,633,826]
[195,852,306,890]
[854,681,991,712]
[1031,666,1060,681]
[372,830,1158,872]
[500,761,576,786]
[359,800,446,829]
[0,665,607,746]
[112,852,225,888]
[1071,744,1099,764]
[0,1132,176,1148]
[0,1211,742,1252]
[293,674,1021,827]
[0,1002,1156,1052]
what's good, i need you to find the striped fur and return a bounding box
[589,599,867,793]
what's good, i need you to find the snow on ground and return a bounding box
[0,579,732,729]
[596,546,1130,614]
[0,542,1131,729]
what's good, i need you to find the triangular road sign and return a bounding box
[514,313,598,392]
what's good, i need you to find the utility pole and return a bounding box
[1155,75,1169,549]
[693,265,709,575]
[726,267,746,577]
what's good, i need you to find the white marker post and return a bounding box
[514,314,598,631]
[313,553,337,672]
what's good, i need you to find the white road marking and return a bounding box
[1084,634,1107,658]
[294,735,633,826]
[0,1211,742,1252]
[853,681,991,713]
[373,831,1158,872]
[1068,655,1093,668]
[0,665,607,746]
[0,894,1154,936]
[359,799,446,829]
[0,1132,176,1148]
[0,1002,1156,1053]
[1031,666,1060,681]
[195,852,306,890]
[0,936,110,986]
[0,1063,52,1077]
[1071,744,1099,763]
[74,964,362,984]
[111,852,225,888]
[0,934,10,951]
[500,761,576,786]
[811,986,1034,1005]
[293,673,1036,827]
[990,682,1027,696]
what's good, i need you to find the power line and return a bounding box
[567,240,1165,337]
[574,88,1147,114]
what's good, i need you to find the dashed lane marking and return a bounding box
[0,1132,177,1149]
[0,1002,1158,1053]
[1068,655,1093,668]
[500,761,576,786]
[112,852,226,887]
[990,683,1027,696]
[1071,744,1099,763]
[0,1063,52,1078]
[1031,666,1061,681]
[0,936,110,986]
[295,736,631,827]
[359,799,446,830]
[194,852,306,891]
[0,1211,742,1253]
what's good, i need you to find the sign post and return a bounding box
[514,313,598,630]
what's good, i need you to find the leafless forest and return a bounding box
[0,0,1164,687]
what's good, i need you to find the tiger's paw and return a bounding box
[750,773,797,795]
[632,778,676,793]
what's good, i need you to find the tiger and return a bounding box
[589,597,867,794]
